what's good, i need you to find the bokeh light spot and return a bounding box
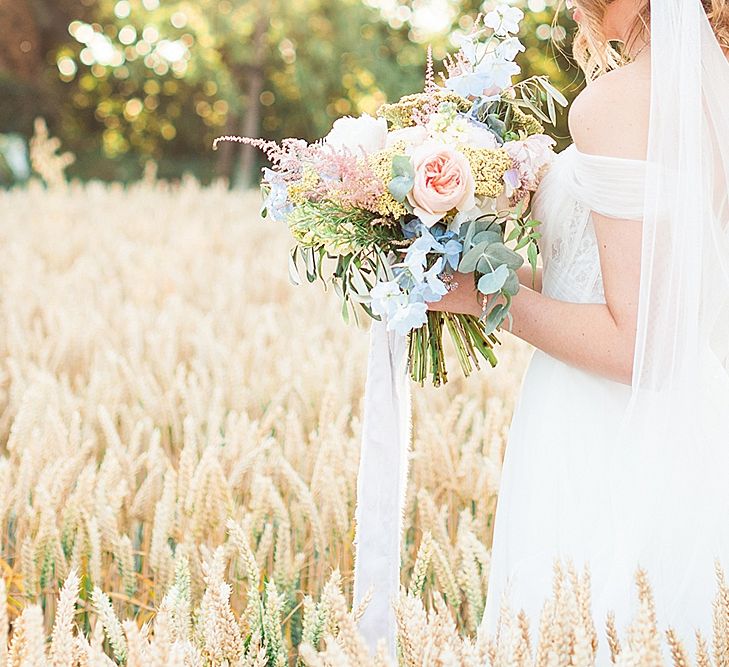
[119,26,137,45]
[142,26,160,43]
[213,100,229,115]
[536,23,551,40]
[114,1,131,19]
[124,98,144,120]
[80,48,94,66]
[160,123,177,140]
[57,57,78,78]
[171,12,188,29]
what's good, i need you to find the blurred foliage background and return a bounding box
[0,0,581,186]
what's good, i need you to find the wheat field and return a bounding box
[1,145,728,665]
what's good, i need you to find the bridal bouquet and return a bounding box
[215,4,566,386]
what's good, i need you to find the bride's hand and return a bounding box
[427,270,483,317]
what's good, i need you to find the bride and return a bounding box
[429,0,729,662]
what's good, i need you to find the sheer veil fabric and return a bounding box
[604,0,729,643]
[568,0,729,642]
[479,0,729,656]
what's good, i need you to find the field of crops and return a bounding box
[0,171,725,666]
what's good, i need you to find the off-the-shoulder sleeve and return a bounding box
[562,147,647,221]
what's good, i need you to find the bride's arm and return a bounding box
[516,265,542,292]
[427,216,640,386]
[428,67,649,385]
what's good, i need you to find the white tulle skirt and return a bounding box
[479,347,727,665]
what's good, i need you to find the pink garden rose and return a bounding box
[406,141,476,227]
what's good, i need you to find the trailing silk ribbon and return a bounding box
[352,316,412,658]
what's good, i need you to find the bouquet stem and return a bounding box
[408,312,500,387]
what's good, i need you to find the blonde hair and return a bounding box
[568,0,729,79]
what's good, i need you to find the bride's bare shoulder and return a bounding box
[568,62,651,160]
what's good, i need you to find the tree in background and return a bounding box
[0,0,579,184]
[0,0,94,133]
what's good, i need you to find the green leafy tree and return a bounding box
[46,0,428,183]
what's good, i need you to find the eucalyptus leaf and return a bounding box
[461,218,498,247]
[459,241,490,273]
[476,256,493,275]
[474,216,500,233]
[502,269,520,296]
[482,303,508,336]
[484,242,524,270]
[389,175,414,202]
[392,154,415,178]
[460,220,476,247]
[477,264,509,295]
[472,230,503,246]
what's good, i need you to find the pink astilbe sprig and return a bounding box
[212,135,270,152]
[213,133,387,211]
[412,45,444,127]
[213,134,326,183]
[306,143,386,212]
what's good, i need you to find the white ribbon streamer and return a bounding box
[353,316,412,658]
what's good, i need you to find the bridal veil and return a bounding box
[605,0,729,637]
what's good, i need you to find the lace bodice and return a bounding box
[531,144,646,304]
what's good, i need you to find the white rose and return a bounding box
[463,120,499,149]
[323,113,388,155]
[385,124,429,149]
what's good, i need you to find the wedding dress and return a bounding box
[479,143,729,663]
